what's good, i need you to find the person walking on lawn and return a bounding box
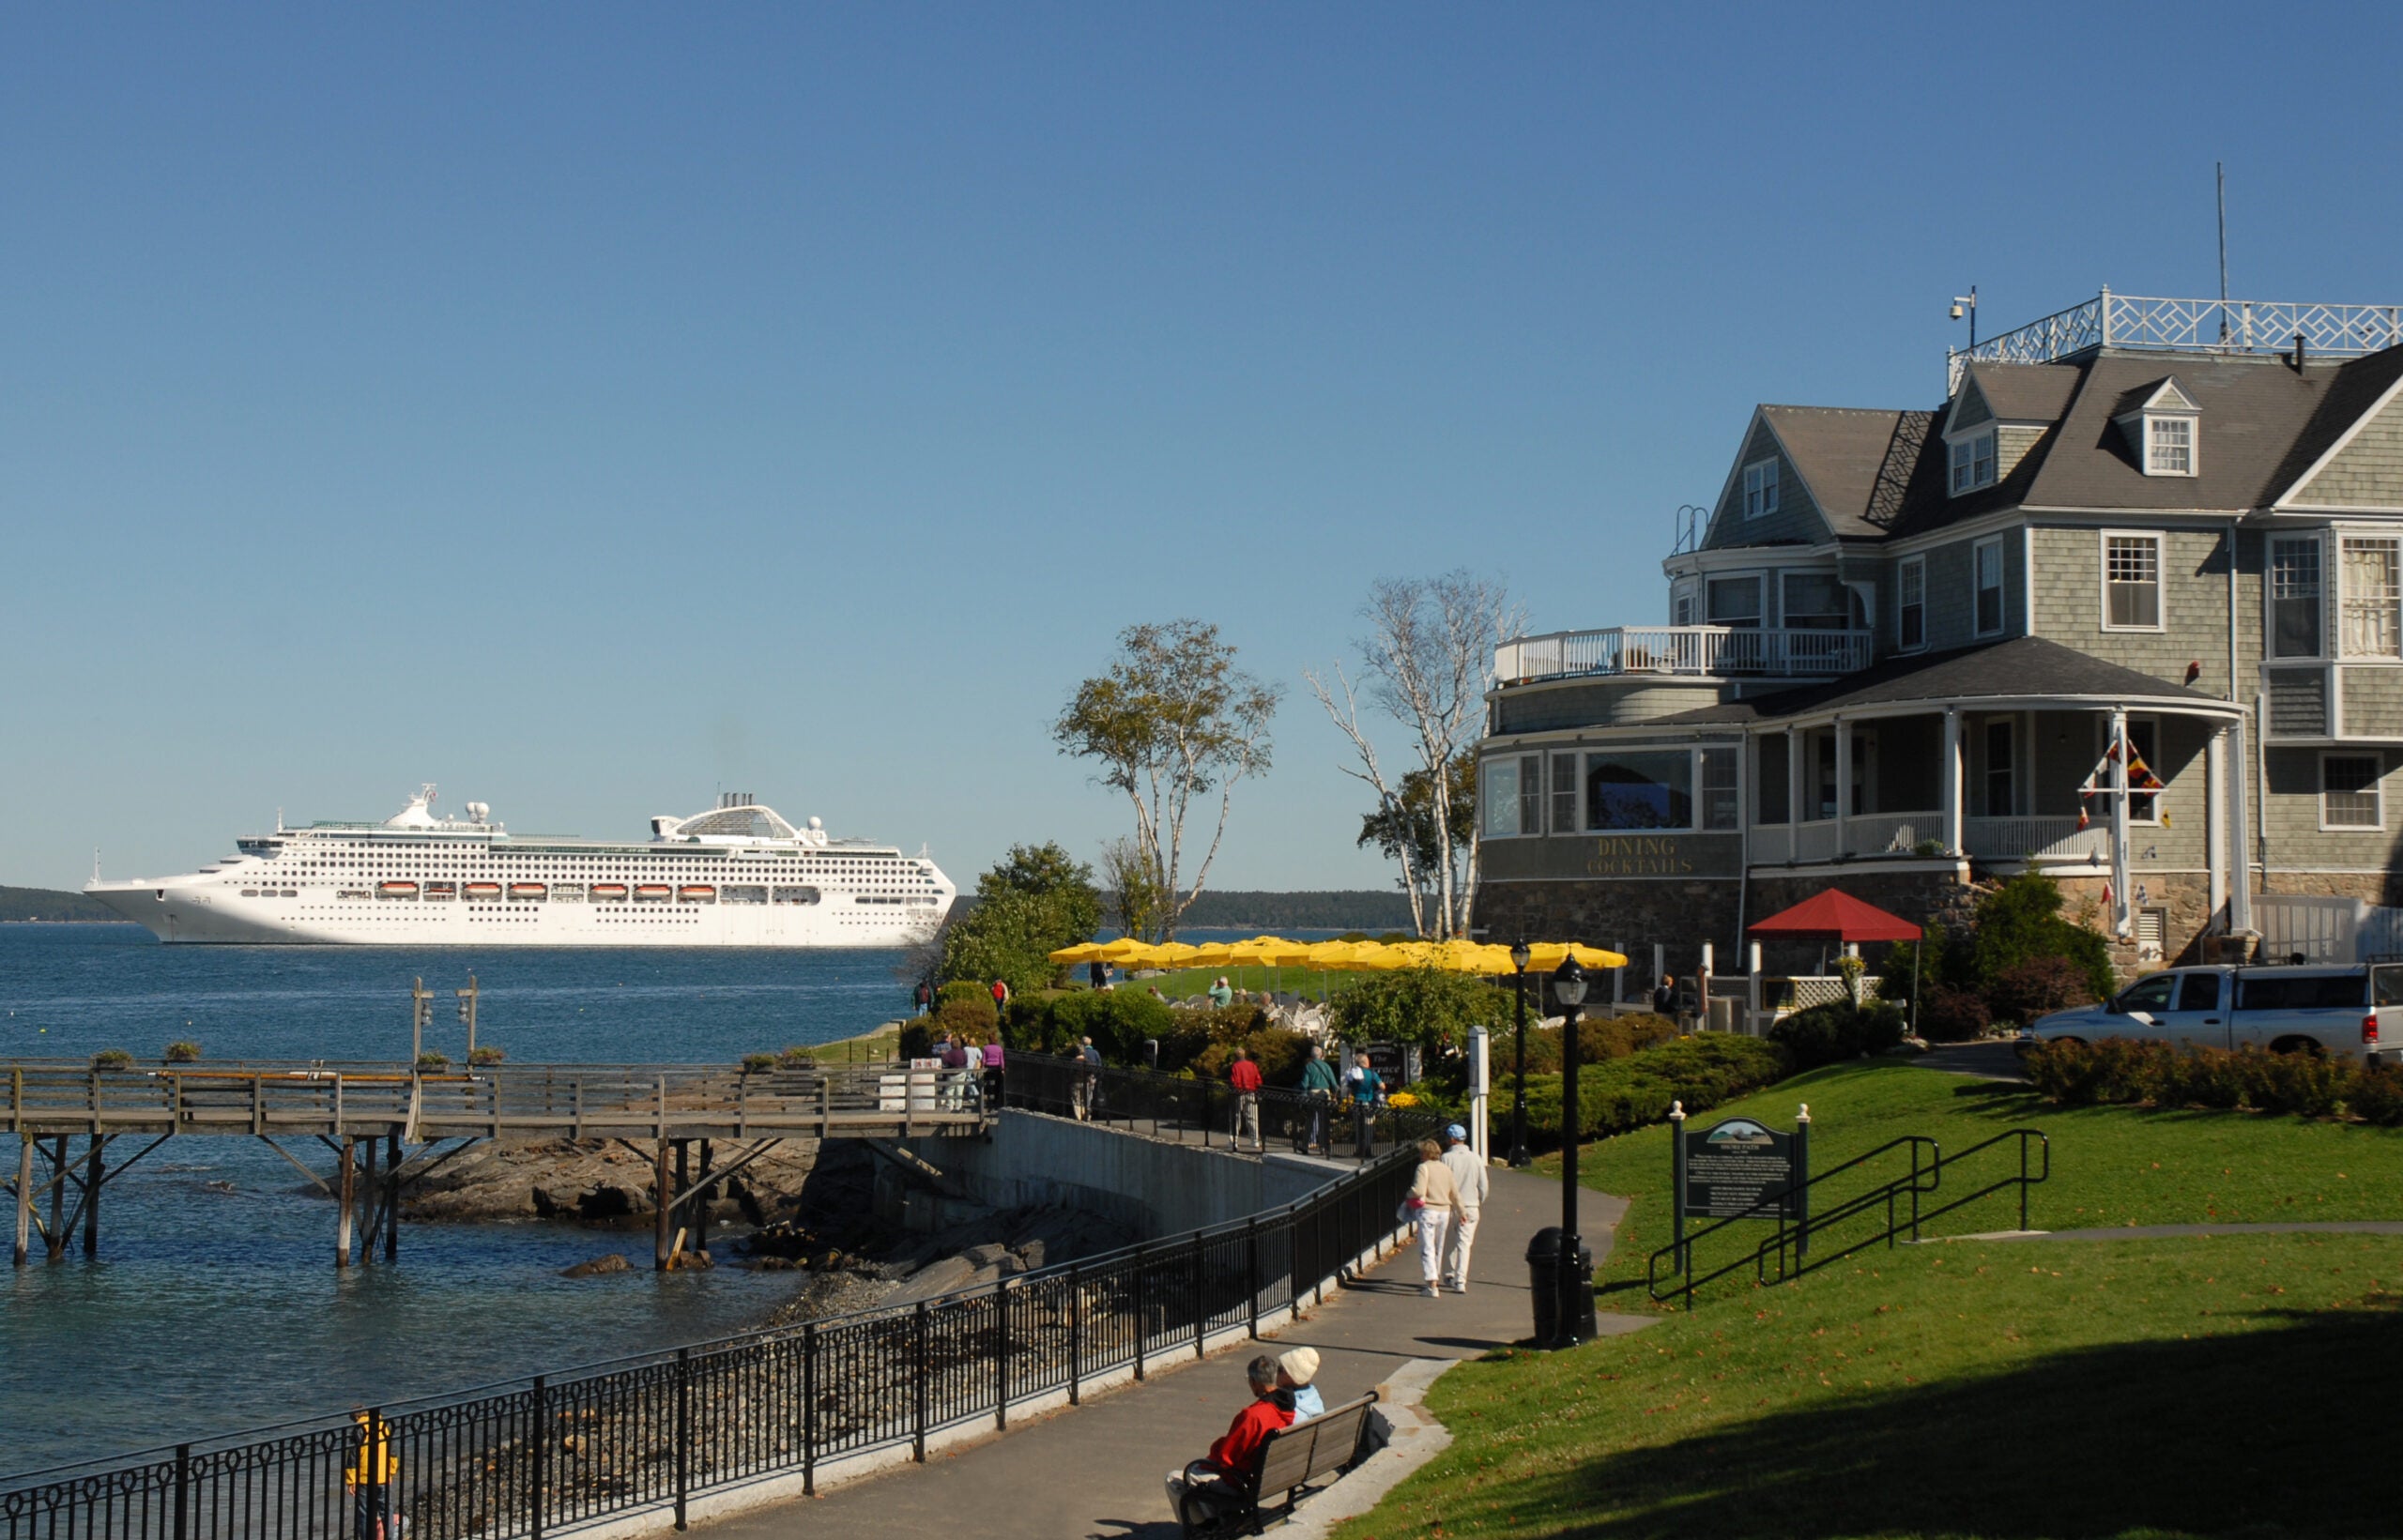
[1438,1121,1489,1292]
[1163,1354,1294,1536]
[1227,1046,1263,1152]
[1346,1052,1384,1159]
[1404,1138,1464,1298]
[1297,1043,1339,1155]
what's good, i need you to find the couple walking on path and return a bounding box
[1403,1125,1488,1297]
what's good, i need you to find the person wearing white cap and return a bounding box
[1276,1347,1324,1421]
[1439,1122,1489,1294]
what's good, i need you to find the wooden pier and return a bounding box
[6,1059,989,1271]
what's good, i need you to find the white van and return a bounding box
[2025,962,2403,1064]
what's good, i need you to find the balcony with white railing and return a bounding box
[1963,816,2110,865]
[1493,626,1873,686]
[1753,813,1943,867]
[1948,288,2403,389]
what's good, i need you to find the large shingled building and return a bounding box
[1476,289,2403,974]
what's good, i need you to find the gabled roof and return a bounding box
[1646,636,2231,727]
[1961,362,2081,424]
[1755,405,1919,539]
[2111,376,2200,418]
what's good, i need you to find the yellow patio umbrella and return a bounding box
[1181,941,1236,969]
[1149,941,1203,967]
[1096,936,1156,964]
[1524,941,1630,970]
[1048,941,1109,964]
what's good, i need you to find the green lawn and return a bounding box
[1343,1232,2403,1539]
[1099,965,1359,1002]
[1338,1061,2403,1539]
[1558,1060,2403,1299]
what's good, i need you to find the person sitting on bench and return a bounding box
[1164,1354,1293,1533]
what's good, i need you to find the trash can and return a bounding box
[1525,1227,1598,1347]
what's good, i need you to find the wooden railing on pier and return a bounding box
[3,1060,990,1143]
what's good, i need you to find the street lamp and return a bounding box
[1551,954,1589,1349]
[1507,939,1532,1167]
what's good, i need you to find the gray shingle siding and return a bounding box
[2342,666,2403,739]
[2293,395,2403,507]
[1704,419,1828,549]
[1910,531,2025,653]
[2259,747,2403,866]
[2028,526,2227,687]
[2268,670,2329,737]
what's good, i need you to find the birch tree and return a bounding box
[1308,572,1522,939]
[1054,620,1280,942]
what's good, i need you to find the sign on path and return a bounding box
[1668,1103,1812,1268]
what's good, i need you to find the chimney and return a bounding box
[2293,330,2307,372]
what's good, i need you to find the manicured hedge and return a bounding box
[2023,1039,2403,1124]
[1509,1035,1791,1149]
[1769,999,1906,1069]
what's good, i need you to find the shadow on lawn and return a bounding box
[1518,1302,2401,1537]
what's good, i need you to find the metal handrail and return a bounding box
[1648,1128,2049,1307]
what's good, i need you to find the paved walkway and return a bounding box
[1947,1220,2403,1243]
[699,1167,1647,1540]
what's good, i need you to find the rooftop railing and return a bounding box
[1493,625,1871,686]
[1949,289,2403,389]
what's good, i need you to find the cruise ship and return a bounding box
[84,787,957,947]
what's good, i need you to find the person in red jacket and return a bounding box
[1227,1047,1264,1153]
[1164,1355,1293,1534]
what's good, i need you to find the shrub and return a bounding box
[1769,999,1906,1069]
[1965,873,2117,1001]
[897,1023,933,1061]
[1509,1035,1790,1147]
[1011,990,1177,1066]
[162,1041,202,1064]
[416,1050,452,1072]
[467,1044,506,1067]
[1916,984,1992,1043]
[774,1044,813,1069]
[1189,1028,1312,1087]
[2022,1038,2165,1105]
[2348,1061,2403,1126]
[742,1052,777,1075]
[930,995,999,1044]
[1494,1013,1678,1076]
[91,1048,134,1072]
[938,980,999,1013]
[1324,967,1508,1054]
[1985,955,2097,1027]
[2027,1039,2365,1120]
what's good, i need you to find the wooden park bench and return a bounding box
[1181,1392,1383,1537]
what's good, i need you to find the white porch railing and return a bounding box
[1493,626,1872,685]
[1963,816,2110,863]
[1751,825,1792,863]
[1794,821,1840,863]
[1844,813,1936,857]
[1783,976,1883,1012]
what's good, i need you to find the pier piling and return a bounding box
[654,1139,673,1271]
[47,1136,68,1260]
[360,1136,377,1265]
[337,1136,355,1267]
[13,1136,30,1266]
[383,1131,400,1262]
[83,1136,102,1257]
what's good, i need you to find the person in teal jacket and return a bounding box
[1346,1051,1385,1160]
[1297,1044,1340,1155]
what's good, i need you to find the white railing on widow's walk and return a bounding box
[1949,289,2403,389]
[1963,816,2110,863]
[1493,626,1872,685]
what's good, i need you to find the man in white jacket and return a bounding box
[1438,1123,1490,1294]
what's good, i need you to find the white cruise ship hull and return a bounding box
[84,789,956,949]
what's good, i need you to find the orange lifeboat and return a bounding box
[591,883,629,901]
[508,883,547,899]
[377,881,418,897]
[463,882,501,900]
[678,885,716,903]
[634,884,672,902]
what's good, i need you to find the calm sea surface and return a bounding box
[0,923,922,1476]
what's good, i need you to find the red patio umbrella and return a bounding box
[1745,889,1922,943]
[1747,889,1927,1030]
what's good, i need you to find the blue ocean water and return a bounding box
[0,923,918,1477]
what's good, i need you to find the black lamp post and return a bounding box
[1507,939,1532,1167]
[1552,953,1589,1348]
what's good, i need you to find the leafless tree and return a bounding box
[1308,572,1523,938]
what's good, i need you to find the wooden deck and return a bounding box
[4,1060,992,1142]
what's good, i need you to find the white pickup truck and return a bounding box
[2025,962,2403,1064]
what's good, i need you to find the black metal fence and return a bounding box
[2,1059,1441,1538]
[1003,1051,1449,1159]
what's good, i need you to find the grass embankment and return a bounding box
[1340,1062,2403,1540]
[809,1021,906,1063]
[1108,965,1350,1001]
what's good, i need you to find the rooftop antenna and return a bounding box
[1950,285,1978,349]
[2215,161,2230,342]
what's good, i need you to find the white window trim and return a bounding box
[1947,429,1998,496]
[2144,414,2198,478]
[1482,755,1530,840]
[1576,744,1742,836]
[1705,570,1768,628]
[2319,750,2386,832]
[2098,529,2167,633]
[1742,459,1780,520]
[1779,569,1848,631]
[1972,535,2007,638]
[1896,555,1928,653]
[2266,530,2326,663]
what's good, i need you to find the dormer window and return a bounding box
[1950,431,1997,494]
[1743,459,1779,519]
[2114,377,2199,479]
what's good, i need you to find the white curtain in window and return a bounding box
[2343,539,2400,658]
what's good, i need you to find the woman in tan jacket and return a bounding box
[1405,1138,1463,1298]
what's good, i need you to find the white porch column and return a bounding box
[2206,725,2228,925]
[1940,708,1964,856]
[2109,706,2133,937]
[1786,726,1803,832]
[1747,940,1764,1037]
[1832,717,1851,857]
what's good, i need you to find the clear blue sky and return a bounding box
[8,4,2402,893]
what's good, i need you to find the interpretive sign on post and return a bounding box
[1666,1102,1812,1273]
